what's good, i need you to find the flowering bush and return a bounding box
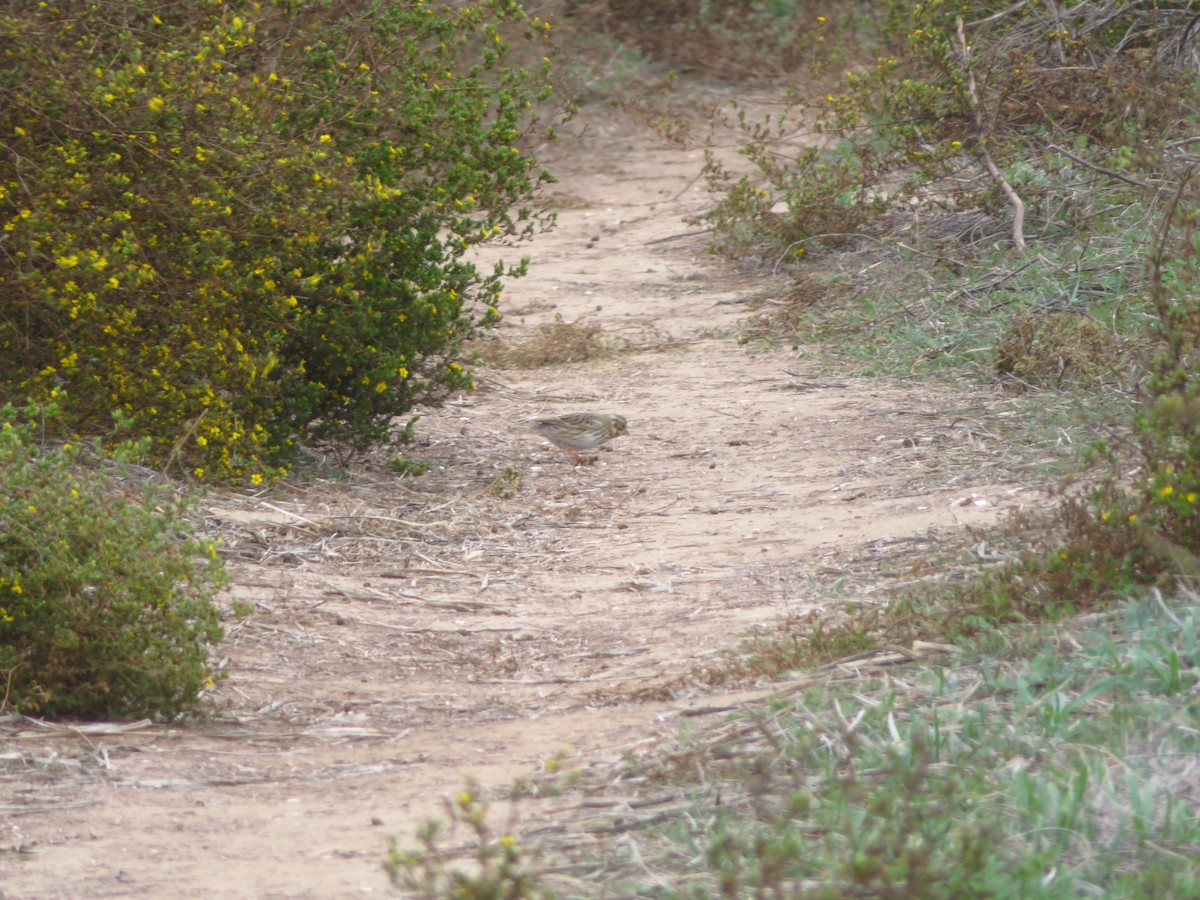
[0,399,225,719]
[0,0,558,483]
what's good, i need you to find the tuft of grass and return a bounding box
[995,310,1122,387]
[471,317,624,369]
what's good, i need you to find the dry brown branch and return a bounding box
[1047,142,1162,191]
[0,800,104,816]
[956,16,1026,252]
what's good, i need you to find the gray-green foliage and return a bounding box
[603,592,1200,898]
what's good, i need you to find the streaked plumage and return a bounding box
[531,412,627,462]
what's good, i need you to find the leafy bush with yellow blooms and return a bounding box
[0,0,558,483]
[0,399,226,720]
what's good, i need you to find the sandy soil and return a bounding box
[0,94,1043,898]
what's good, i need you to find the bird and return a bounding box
[531,412,628,463]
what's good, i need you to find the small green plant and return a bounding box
[0,398,226,720]
[395,416,423,446]
[389,455,429,477]
[490,467,521,499]
[229,598,257,619]
[385,780,550,898]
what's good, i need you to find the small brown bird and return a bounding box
[531,412,628,463]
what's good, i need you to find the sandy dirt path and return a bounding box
[0,98,1039,898]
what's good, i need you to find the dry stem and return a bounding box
[956,15,1026,252]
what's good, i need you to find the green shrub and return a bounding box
[0,0,559,483]
[0,398,226,720]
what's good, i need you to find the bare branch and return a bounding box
[956,16,1027,252]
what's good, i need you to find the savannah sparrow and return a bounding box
[531,412,628,462]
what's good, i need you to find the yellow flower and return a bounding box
[148,96,165,112]
[250,473,263,485]
[319,133,332,143]
[1188,492,1198,504]
[1160,485,1174,498]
